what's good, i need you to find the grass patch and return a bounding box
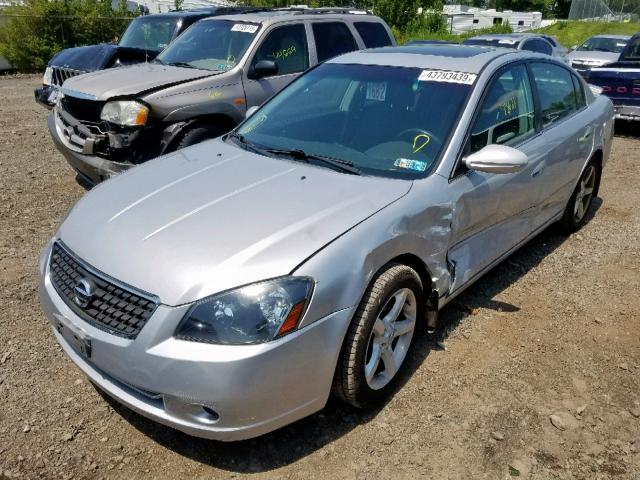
[532,21,640,48]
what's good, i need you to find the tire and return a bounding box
[174,124,227,151]
[559,160,600,233]
[333,263,423,408]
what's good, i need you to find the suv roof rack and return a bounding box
[275,6,372,15]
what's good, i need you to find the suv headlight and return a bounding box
[43,66,53,86]
[100,100,149,126]
[175,277,314,345]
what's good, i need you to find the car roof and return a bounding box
[467,33,545,41]
[207,8,379,24]
[327,44,524,74]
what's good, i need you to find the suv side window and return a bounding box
[522,39,552,55]
[354,22,392,48]
[469,64,536,154]
[252,24,309,76]
[312,22,358,63]
[530,62,578,127]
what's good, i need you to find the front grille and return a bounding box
[49,242,158,339]
[52,67,84,87]
[59,96,104,123]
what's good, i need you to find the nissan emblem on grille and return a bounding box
[73,277,95,308]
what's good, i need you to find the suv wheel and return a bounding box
[175,124,227,150]
[333,263,423,408]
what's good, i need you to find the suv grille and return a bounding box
[52,67,84,87]
[49,242,158,338]
[59,96,104,123]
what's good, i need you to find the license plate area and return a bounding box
[53,313,92,359]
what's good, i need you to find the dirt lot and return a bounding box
[0,74,638,480]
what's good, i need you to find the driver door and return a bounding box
[243,23,310,109]
[446,63,546,293]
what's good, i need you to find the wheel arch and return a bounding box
[162,113,239,153]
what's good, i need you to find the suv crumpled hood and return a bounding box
[58,140,412,306]
[60,63,215,101]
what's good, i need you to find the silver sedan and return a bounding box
[39,44,615,441]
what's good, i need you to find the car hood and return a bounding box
[60,63,216,101]
[58,140,412,306]
[567,50,620,65]
[50,44,118,71]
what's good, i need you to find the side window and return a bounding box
[354,22,392,48]
[252,24,309,76]
[522,39,552,55]
[469,64,536,154]
[530,63,578,127]
[572,74,587,109]
[312,22,358,63]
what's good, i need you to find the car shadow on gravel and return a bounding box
[98,200,602,473]
[614,120,640,138]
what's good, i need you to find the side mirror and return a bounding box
[463,144,528,174]
[245,105,259,119]
[249,60,278,79]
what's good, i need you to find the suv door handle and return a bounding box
[578,128,592,143]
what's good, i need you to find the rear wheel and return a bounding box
[333,263,423,408]
[560,161,600,233]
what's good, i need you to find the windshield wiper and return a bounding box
[226,131,268,155]
[263,147,362,175]
[167,61,196,69]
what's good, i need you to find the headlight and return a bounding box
[43,67,53,86]
[100,100,149,126]
[175,277,314,345]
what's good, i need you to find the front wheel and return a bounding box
[174,123,228,151]
[333,263,423,408]
[560,161,600,233]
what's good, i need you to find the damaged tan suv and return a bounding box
[47,7,394,188]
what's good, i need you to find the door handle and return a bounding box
[532,162,545,178]
[578,128,592,143]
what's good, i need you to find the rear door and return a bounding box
[243,23,310,108]
[527,61,593,229]
[447,63,546,291]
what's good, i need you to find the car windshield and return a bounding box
[155,20,259,71]
[119,17,178,52]
[578,36,628,53]
[463,38,521,49]
[235,63,473,179]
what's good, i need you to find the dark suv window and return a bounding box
[470,64,535,153]
[530,63,579,127]
[522,39,552,55]
[354,22,392,48]
[252,24,309,76]
[312,22,358,62]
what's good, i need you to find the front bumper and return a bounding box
[614,105,640,121]
[39,241,352,441]
[34,85,57,109]
[48,111,134,187]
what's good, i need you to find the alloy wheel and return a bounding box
[573,165,596,223]
[364,288,417,390]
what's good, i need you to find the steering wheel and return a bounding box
[394,128,442,152]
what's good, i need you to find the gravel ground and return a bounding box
[0,74,639,480]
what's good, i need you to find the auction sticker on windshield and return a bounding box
[418,70,477,85]
[231,24,259,33]
[366,82,387,102]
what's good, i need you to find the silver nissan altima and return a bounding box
[39,44,615,441]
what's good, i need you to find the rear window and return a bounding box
[312,22,358,62]
[354,22,392,48]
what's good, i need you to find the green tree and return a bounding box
[0,0,136,71]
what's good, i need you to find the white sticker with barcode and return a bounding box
[231,23,259,33]
[418,69,477,85]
